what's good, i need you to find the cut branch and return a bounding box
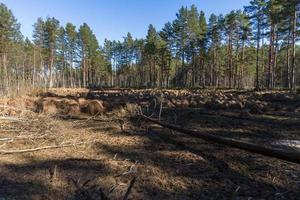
[122,177,136,200]
[0,116,23,121]
[57,114,116,122]
[0,134,50,142]
[0,142,89,154]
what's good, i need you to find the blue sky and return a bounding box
[1,0,250,44]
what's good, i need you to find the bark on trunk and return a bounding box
[255,21,261,90]
[268,20,275,89]
[290,8,297,90]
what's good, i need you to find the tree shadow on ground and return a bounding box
[1,116,300,199]
[87,117,300,199]
[0,158,123,199]
[0,176,50,200]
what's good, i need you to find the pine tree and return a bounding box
[78,23,93,87]
[245,0,267,89]
[44,17,60,88]
[198,10,207,87]
[286,0,300,89]
[65,22,78,87]
[0,3,22,91]
[57,26,67,87]
[173,6,189,86]
[33,18,46,87]
[103,39,114,86]
[265,0,282,88]
[224,10,238,88]
[237,11,251,88]
[23,37,35,87]
[144,25,159,87]
[187,5,200,86]
[208,14,222,87]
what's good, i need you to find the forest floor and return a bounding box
[0,88,300,200]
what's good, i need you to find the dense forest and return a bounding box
[0,0,299,93]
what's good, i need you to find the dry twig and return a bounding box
[0,116,23,121]
[115,164,137,177]
[122,177,136,200]
[0,141,90,154]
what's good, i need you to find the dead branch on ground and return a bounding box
[0,141,90,154]
[122,177,136,200]
[115,164,137,177]
[0,116,24,121]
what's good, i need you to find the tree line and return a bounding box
[0,0,299,93]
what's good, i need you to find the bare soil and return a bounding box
[0,88,299,200]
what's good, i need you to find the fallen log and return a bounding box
[141,115,300,164]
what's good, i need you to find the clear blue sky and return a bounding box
[1,0,250,44]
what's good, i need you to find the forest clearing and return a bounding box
[0,0,300,199]
[0,88,300,199]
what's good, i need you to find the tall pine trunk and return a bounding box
[49,49,54,88]
[239,40,245,89]
[273,31,279,88]
[268,20,275,89]
[255,21,261,90]
[212,46,216,88]
[2,53,8,92]
[32,48,36,88]
[285,26,291,88]
[290,8,297,90]
[228,33,233,88]
[82,46,86,88]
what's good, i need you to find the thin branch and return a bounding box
[0,137,15,141]
[0,116,23,121]
[57,114,117,122]
[115,164,137,177]
[0,134,51,142]
[0,142,89,154]
[122,177,136,200]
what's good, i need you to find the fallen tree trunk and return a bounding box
[141,115,300,164]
